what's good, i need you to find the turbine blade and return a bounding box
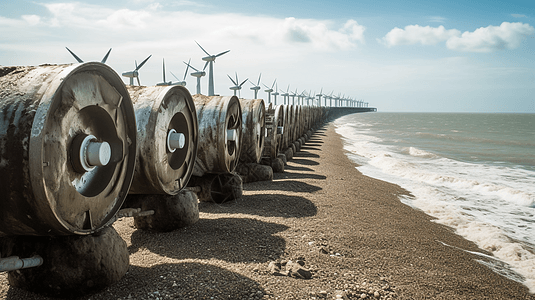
[137,76,141,86]
[184,61,199,72]
[65,47,83,63]
[263,83,270,89]
[183,58,191,80]
[320,87,323,95]
[286,84,289,93]
[195,40,210,56]
[248,79,256,86]
[135,60,138,69]
[257,73,261,85]
[239,78,248,87]
[101,48,112,64]
[203,61,209,71]
[271,79,277,89]
[215,50,230,57]
[136,55,152,71]
[170,71,180,81]
[227,74,237,85]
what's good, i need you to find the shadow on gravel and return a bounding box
[284,164,314,172]
[274,172,326,181]
[74,263,266,300]
[201,192,318,218]
[244,180,321,194]
[293,150,320,158]
[129,218,288,263]
[290,158,319,166]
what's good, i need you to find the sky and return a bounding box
[1,0,534,112]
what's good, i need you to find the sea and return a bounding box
[334,112,535,292]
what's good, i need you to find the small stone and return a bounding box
[374,291,381,298]
[319,290,328,296]
[360,293,367,299]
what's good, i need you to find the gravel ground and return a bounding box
[1,122,534,299]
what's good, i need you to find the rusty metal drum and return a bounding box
[262,104,284,159]
[238,98,265,164]
[191,95,242,176]
[127,85,198,195]
[0,62,137,236]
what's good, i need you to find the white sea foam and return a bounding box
[334,115,535,292]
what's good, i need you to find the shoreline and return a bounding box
[1,120,533,299]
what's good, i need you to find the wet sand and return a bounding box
[1,121,533,299]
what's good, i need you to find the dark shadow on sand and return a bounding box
[244,180,321,193]
[288,158,319,166]
[73,263,265,300]
[129,218,287,264]
[295,147,320,154]
[273,172,326,181]
[284,164,314,172]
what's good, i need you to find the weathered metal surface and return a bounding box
[238,98,265,164]
[191,95,242,176]
[0,63,137,236]
[127,85,198,195]
[262,104,284,159]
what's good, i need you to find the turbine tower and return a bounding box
[227,72,248,97]
[122,55,152,86]
[248,73,262,99]
[184,59,206,95]
[289,89,298,105]
[280,85,290,105]
[271,83,279,105]
[65,47,112,64]
[196,41,230,96]
[316,88,323,107]
[156,58,172,86]
[263,79,276,104]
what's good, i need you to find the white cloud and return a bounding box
[22,15,41,26]
[381,22,534,52]
[446,22,535,52]
[380,25,460,47]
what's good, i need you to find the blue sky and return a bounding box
[1,0,533,112]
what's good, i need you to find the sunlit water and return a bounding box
[334,112,535,291]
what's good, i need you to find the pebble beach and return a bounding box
[1,121,533,300]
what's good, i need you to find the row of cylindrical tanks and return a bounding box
[0,62,339,237]
[0,62,372,296]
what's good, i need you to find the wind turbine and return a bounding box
[227,72,248,97]
[248,73,262,99]
[289,88,298,105]
[271,83,279,105]
[196,41,230,96]
[184,59,206,94]
[65,47,112,64]
[263,79,277,104]
[122,55,152,86]
[316,88,323,106]
[156,58,172,86]
[169,58,190,86]
[297,90,307,105]
[280,85,290,105]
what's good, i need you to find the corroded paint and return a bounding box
[238,98,265,164]
[0,63,136,236]
[127,85,198,195]
[191,95,242,176]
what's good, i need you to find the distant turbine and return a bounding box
[122,55,152,86]
[280,85,290,105]
[169,58,190,87]
[271,83,279,105]
[65,47,112,64]
[248,73,262,99]
[316,88,323,107]
[262,79,277,104]
[227,72,248,97]
[156,58,172,86]
[196,41,230,96]
[184,59,206,95]
[289,89,298,105]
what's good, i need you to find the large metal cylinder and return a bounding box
[127,86,198,195]
[238,98,265,164]
[0,63,137,236]
[262,104,284,159]
[191,95,242,176]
